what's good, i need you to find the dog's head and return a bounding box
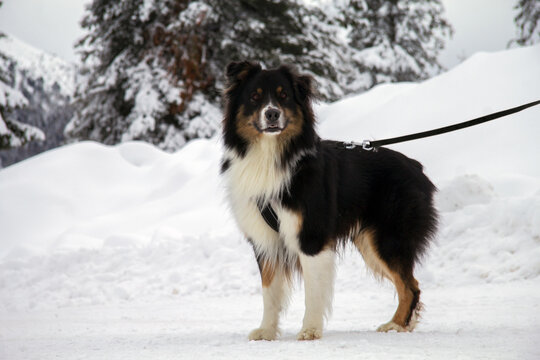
[223,61,316,154]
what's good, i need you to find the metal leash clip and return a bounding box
[361,140,374,151]
[343,140,375,151]
[343,141,356,149]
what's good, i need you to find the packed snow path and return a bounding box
[2,282,539,359]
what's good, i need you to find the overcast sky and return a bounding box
[0,0,521,69]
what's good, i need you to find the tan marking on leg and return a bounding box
[250,266,291,341]
[260,260,276,288]
[390,275,414,327]
[353,229,393,281]
[260,259,297,288]
[353,229,421,332]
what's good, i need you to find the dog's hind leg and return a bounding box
[354,229,422,332]
[297,249,336,340]
[249,257,292,341]
[376,271,421,332]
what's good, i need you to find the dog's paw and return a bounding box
[296,327,322,340]
[376,321,408,333]
[248,327,278,341]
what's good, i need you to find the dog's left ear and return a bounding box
[279,65,315,105]
[225,61,261,86]
[294,73,315,104]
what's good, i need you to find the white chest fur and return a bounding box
[223,138,295,261]
[224,137,289,202]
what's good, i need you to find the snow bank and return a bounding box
[1,45,540,312]
[430,175,540,284]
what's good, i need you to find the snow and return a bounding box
[1,45,540,359]
[2,284,539,359]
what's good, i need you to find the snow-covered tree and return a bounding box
[512,0,540,46]
[0,29,74,164]
[0,79,44,150]
[337,0,452,86]
[67,0,451,150]
[0,34,45,150]
[66,0,223,151]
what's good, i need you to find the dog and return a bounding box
[220,61,438,340]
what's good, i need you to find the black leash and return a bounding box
[345,99,540,151]
[258,99,540,233]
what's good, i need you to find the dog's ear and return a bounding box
[294,73,315,104]
[225,61,261,86]
[278,65,316,105]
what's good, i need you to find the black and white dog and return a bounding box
[220,61,438,340]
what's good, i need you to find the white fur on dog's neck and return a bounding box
[224,137,316,203]
[225,136,289,203]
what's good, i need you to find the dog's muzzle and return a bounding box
[260,105,285,134]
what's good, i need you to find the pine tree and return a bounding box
[512,0,540,46]
[338,0,452,87]
[67,0,451,151]
[66,0,220,150]
[0,34,45,150]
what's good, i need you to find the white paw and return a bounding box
[248,327,278,341]
[297,327,322,340]
[376,321,408,333]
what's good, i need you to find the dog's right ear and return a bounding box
[225,61,261,86]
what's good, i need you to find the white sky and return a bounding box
[0,0,90,63]
[0,0,522,68]
[439,0,519,68]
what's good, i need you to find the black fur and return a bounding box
[282,141,438,270]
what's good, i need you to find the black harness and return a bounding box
[257,200,280,233]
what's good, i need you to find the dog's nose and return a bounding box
[265,108,281,123]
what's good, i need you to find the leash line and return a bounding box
[352,99,540,151]
[259,99,540,232]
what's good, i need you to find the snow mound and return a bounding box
[0,140,231,255]
[436,174,496,212]
[428,176,540,285]
[0,232,257,311]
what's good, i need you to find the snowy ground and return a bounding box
[1,45,540,359]
[3,282,539,360]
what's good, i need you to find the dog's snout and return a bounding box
[265,108,281,123]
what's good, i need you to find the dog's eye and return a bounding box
[250,92,261,102]
[279,91,288,100]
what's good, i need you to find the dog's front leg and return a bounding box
[249,259,290,341]
[297,249,336,340]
